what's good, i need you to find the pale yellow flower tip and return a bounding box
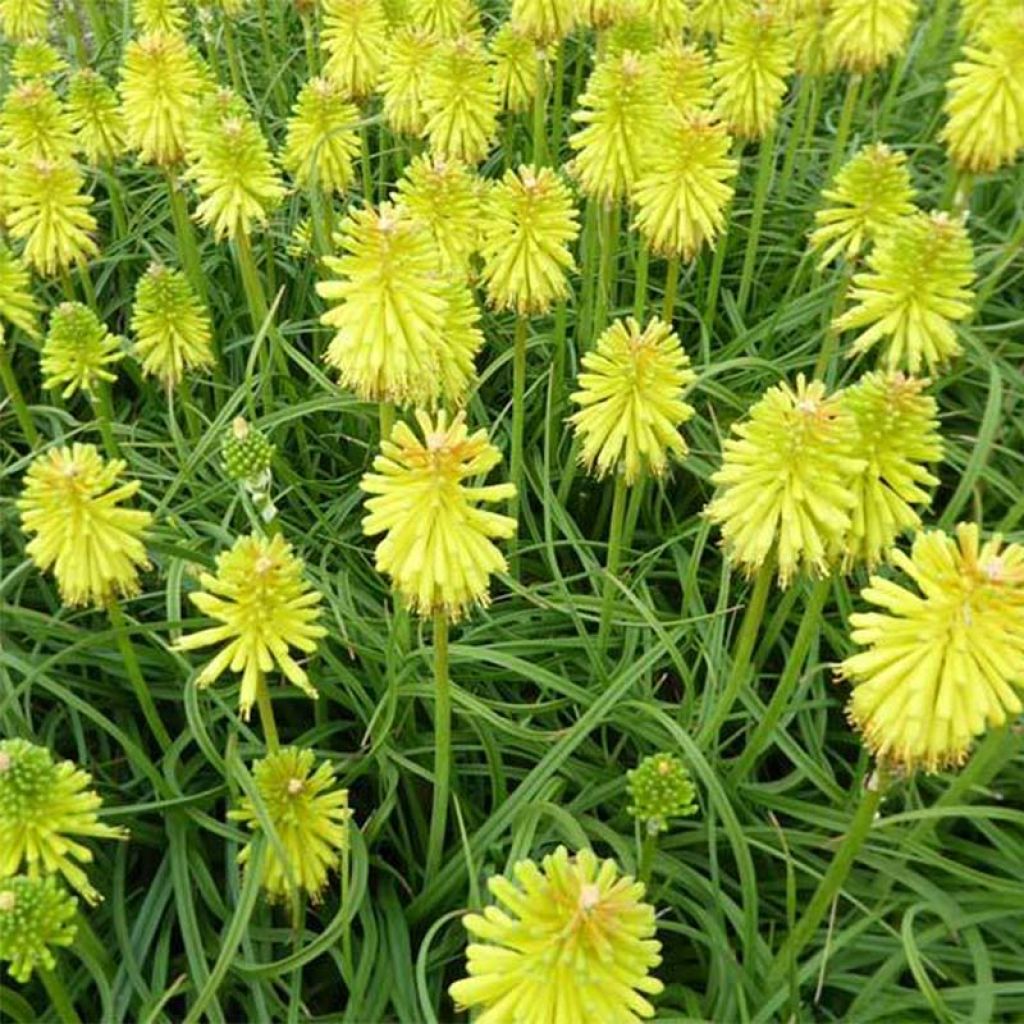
[282,76,361,196]
[570,317,696,485]
[705,375,866,587]
[840,523,1024,773]
[448,845,664,1024]
[825,0,918,74]
[360,410,517,621]
[17,444,152,608]
[175,533,327,719]
[321,0,389,99]
[510,0,577,45]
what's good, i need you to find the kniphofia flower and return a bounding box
[67,70,128,166]
[0,0,47,40]
[18,444,152,607]
[958,0,1018,40]
[321,0,389,99]
[40,302,123,399]
[841,371,942,568]
[361,410,516,620]
[490,23,547,114]
[408,0,480,37]
[0,739,127,904]
[631,112,737,261]
[421,36,500,165]
[0,877,77,983]
[840,523,1024,771]
[655,42,713,118]
[133,0,186,32]
[175,533,326,718]
[0,81,75,163]
[380,27,438,136]
[808,143,916,268]
[825,0,917,74]
[510,0,576,44]
[131,263,215,387]
[479,165,580,315]
[689,0,747,38]
[647,0,689,37]
[282,76,361,195]
[448,846,664,1023]
[626,753,698,834]
[832,211,976,373]
[576,0,633,30]
[706,376,865,586]
[229,747,352,902]
[570,317,696,485]
[435,280,485,404]
[11,40,66,81]
[0,242,40,340]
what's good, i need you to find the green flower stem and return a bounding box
[106,598,172,752]
[78,260,98,313]
[0,347,40,447]
[40,967,82,1024]
[92,384,120,460]
[729,578,830,782]
[509,314,529,571]
[778,76,812,206]
[662,254,680,324]
[254,674,280,753]
[704,235,729,328]
[550,43,566,158]
[532,54,548,165]
[638,831,657,886]
[697,558,775,749]
[597,471,629,654]
[577,199,600,347]
[165,171,207,305]
[379,400,395,441]
[826,74,862,182]
[812,263,854,381]
[594,201,621,335]
[622,475,646,552]
[425,611,451,883]
[633,240,650,320]
[223,17,245,95]
[63,4,87,63]
[736,132,776,317]
[768,770,887,984]
[80,0,108,49]
[302,13,318,75]
[360,123,374,203]
[551,299,569,408]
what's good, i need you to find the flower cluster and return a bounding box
[627,753,699,835]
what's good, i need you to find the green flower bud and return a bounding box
[221,417,274,483]
[0,876,77,982]
[626,753,698,834]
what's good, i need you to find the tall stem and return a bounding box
[40,968,82,1024]
[813,263,854,380]
[531,54,548,165]
[826,74,862,181]
[577,199,600,347]
[777,76,811,205]
[638,831,657,886]
[92,384,120,460]
[662,254,680,324]
[509,315,528,570]
[550,43,566,158]
[704,236,728,328]
[360,124,374,203]
[597,472,629,653]
[255,674,280,752]
[0,347,39,446]
[379,400,395,441]
[737,132,776,317]
[424,612,451,882]
[594,202,620,334]
[634,240,650,321]
[165,171,207,304]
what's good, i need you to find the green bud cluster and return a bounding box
[0,876,77,982]
[626,752,698,834]
[221,417,274,483]
[0,738,55,820]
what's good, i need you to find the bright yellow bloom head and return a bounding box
[131,263,215,387]
[0,80,75,163]
[421,36,500,165]
[175,533,327,718]
[394,153,483,279]
[0,739,127,905]
[380,27,439,135]
[825,0,918,74]
[479,165,580,315]
[186,106,285,241]
[361,410,516,620]
[0,242,40,340]
[711,7,794,140]
[407,0,480,36]
[490,23,547,114]
[841,372,942,569]
[40,301,123,399]
[575,0,633,29]
[706,376,866,586]
[647,0,688,36]
[569,50,661,202]
[229,747,351,902]
[809,143,916,268]
[602,13,660,58]
[570,317,696,485]
[840,523,1024,772]
[689,0,746,38]
[67,70,128,166]
[832,211,976,373]
[133,0,186,31]
[958,0,1019,40]
[655,42,713,118]
[321,0,389,99]
[435,280,485,405]
[789,0,833,77]
[282,76,360,195]
[632,112,737,261]
[11,40,67,81]
[119,31,203,166]
[941,13,1024,174]
[449,846,664,1024]
[18,444,152,607]
[0,0,47,39]
[510,0,576,44]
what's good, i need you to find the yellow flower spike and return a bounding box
[809,143,917,269]
[570,316,696,485]
[40,302,123,400]
[186,109,285,241]
[360,410,517,620]
[421,35,500,165]
[0,242,41,340]
[380,27,439,136]
[576,0,633,29]
[67,70,128,167]
[825,0,918,74]
[317,203,450,405]
[133,0,186,32]
[490,23,547,114]
[6,159,99,278]
[841,371,942,569]
[394,153,483,279]
[435,280,485,406]
[18,444,152,608]
[0,739,128,905]
[711,6,795,141]
[408,0,481,37]
[282,77,361,195]
[479,165,581,315]
[0,0,47,39]
[632,112,738,262]
[941,14,1024,174]
[11,40,67,81]
[569,50,662,203]
[840,523,1024,772]
[958,0,1019,40]
[655,42,713,118]
[647,0,689,37]
[229,747,352,903]
[448,846,664,1024]
[0,81,76,164]
[689,0,747,38]
[789,0,834,77]
[603,12,660,57]
[832,211,976,374]
[119,31,203,167]
[131,264,215,387]
[706,375,866,587]
[510,0,577,44]
[175,533,327,719]
[321,0,389,99]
